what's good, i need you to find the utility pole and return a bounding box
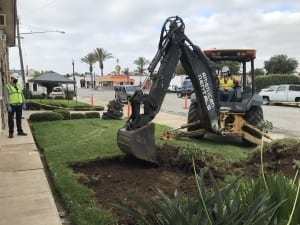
[16,17,26,87]
[16,27,65,87]
[72,60,77,103]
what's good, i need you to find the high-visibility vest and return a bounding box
[219,77,234,90]
[6,83,24,104]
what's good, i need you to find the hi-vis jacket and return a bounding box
[219,77,234,90]
[5,83,24,104]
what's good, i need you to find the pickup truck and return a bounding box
[258,84,300,107]
[176,79,194,98]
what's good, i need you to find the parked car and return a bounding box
[259,84,300,106]
[168,75,188,92]
[176,79,194,98]
[114,85,142,103]
[49,87,65,98]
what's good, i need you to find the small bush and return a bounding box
[65,90,75,100]
[53,109,71,120]
[53,96,65,100]
[70,113,86,120]
[85,112,101,118]
[29,112,64,122]
[93,106,105,111]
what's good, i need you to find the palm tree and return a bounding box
[133,57,149,74]
[81,53,96,88]
[93,48,114,76]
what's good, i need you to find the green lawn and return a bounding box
[31,119,251,225]
[26,99,104,111]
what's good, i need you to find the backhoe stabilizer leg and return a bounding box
[117,123,157,164]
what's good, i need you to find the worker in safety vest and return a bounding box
[4,75,27,138]
[218,68,235,102]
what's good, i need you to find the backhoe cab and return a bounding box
[117,16,265,164]
[186,48,265,145]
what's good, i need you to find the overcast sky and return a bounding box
[9,0,300,75]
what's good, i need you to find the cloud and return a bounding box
[9,0,300,74]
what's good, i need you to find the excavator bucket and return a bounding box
[117,123,157,164]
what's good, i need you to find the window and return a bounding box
[33,83,37,91]
[277,86,286,92]
[289,85,300,91]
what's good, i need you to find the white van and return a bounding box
[114,85,142,103]
[168,75,188,92]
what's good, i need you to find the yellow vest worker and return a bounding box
[4,75,27,138]
[218,75,235,102]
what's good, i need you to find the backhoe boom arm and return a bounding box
[117,16,220,163]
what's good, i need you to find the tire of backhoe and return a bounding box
[242,105,264,147]
[187,102,204,139]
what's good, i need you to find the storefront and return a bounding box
[98,75,135,87]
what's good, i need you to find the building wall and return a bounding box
[0,30,10,134]
[0,0,17,135]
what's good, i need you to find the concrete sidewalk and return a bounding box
[0,111,61,225]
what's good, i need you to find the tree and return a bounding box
[81,53,96,88]
[122,67,129,75]
[176,62,186,75]
[264,54,298,74]
[254,68,265,76]
[133,57,149,73]
[93,48,114,76]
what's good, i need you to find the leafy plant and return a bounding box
[114,169,282,225]
[240,173,300,224]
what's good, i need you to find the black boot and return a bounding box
[8,133,14,138]
[18,131,27,136]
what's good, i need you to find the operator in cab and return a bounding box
[218,67,235,102]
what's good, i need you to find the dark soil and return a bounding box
[72,142,300,225]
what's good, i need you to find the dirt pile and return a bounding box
[233,142,300,178]
[72,142,300,224]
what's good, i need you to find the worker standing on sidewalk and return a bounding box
[4,75,27,138]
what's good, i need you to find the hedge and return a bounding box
[255,74,300,92]
[85,112,101,119]
[53,109,71,120]
[70,113,86,120]
[29,112,64,122]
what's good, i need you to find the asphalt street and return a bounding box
[77,87,300,138]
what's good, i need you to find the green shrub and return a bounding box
[85,112,100,119]
[26,102,42,110]
[53,96,65,100]
[93,106,105,111]
[255,74,300,92]
[70,113,86,120]
[53,109,71,120]
[29,112,64,122]
[23,88,32,99]
[64,90,75,100]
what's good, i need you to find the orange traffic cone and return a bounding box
[183,94,188,109]
[91,94,94,105]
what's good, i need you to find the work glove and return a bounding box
[7,105,13,113]
[22,103,27,110]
